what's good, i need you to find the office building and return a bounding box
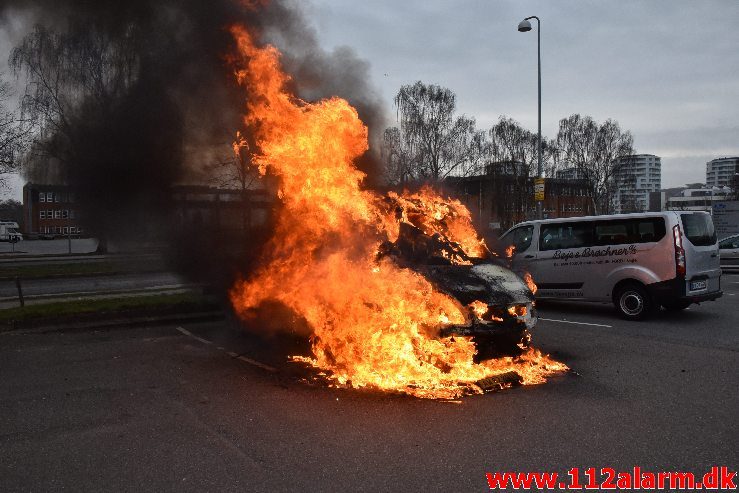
[612,154,662,213]
[706,157,739,188]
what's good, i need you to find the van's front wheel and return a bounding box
[614,283,653,320]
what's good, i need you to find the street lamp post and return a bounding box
[518,16,543,219]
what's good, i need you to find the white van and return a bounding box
[0,221,23,242]
[500,212,722,319]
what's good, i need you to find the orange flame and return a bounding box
[469,300,488,319]
[232,130,248,157]
[228,25,566,399]
[524,272,538,295]
[386,187,488,259]
[508,305,528,317]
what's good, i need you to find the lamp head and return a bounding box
[518,19,532,32]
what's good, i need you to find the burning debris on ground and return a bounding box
[227,25,567,400]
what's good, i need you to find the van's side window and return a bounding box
[540,222,592,250]
[636,219,665,242]
[593,218,665,245]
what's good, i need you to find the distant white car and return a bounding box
[719,234,739,271]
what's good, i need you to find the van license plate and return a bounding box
[690,280,707,291]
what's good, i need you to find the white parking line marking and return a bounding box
[539,318,612,328]
[236,355,277,372]
[176,326,277,372]
[176,326,212,345]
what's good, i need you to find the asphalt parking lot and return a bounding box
[1,275,737,491]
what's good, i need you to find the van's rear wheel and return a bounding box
[614,283,653,320]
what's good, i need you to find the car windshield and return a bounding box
[382,222,476,266]
[719,236,739,249]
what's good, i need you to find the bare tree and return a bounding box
[10,23,185,245]
[486,117,534,223]
[488,117,559,177]
[10,24,139,169]
[484,117,560,223]
[204,131,262,231]
[556,114,634,214]
[0,75,26,187]
[0,199,23,223]
[381,126,413,185]
[387,81,485,183]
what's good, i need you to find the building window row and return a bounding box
[560,203,584,213]
[39,209,76,220]
[38,191,76,203]
[41,226,83,235]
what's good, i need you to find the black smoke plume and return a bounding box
[1,0,387,283]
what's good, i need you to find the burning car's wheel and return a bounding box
[614,283,653,320]
[473,330,529,362]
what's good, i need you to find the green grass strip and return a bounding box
[0,292,219,324]
[0,262,118,279]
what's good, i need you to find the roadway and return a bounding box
[1,275,737,491]
[0,272,194,308]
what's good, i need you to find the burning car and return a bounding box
[229,27,566,399]
[378,221,536,361]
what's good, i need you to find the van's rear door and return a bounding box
[679,212,721,292]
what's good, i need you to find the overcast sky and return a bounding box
[307,0,738,188]
[1,0,738,199]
